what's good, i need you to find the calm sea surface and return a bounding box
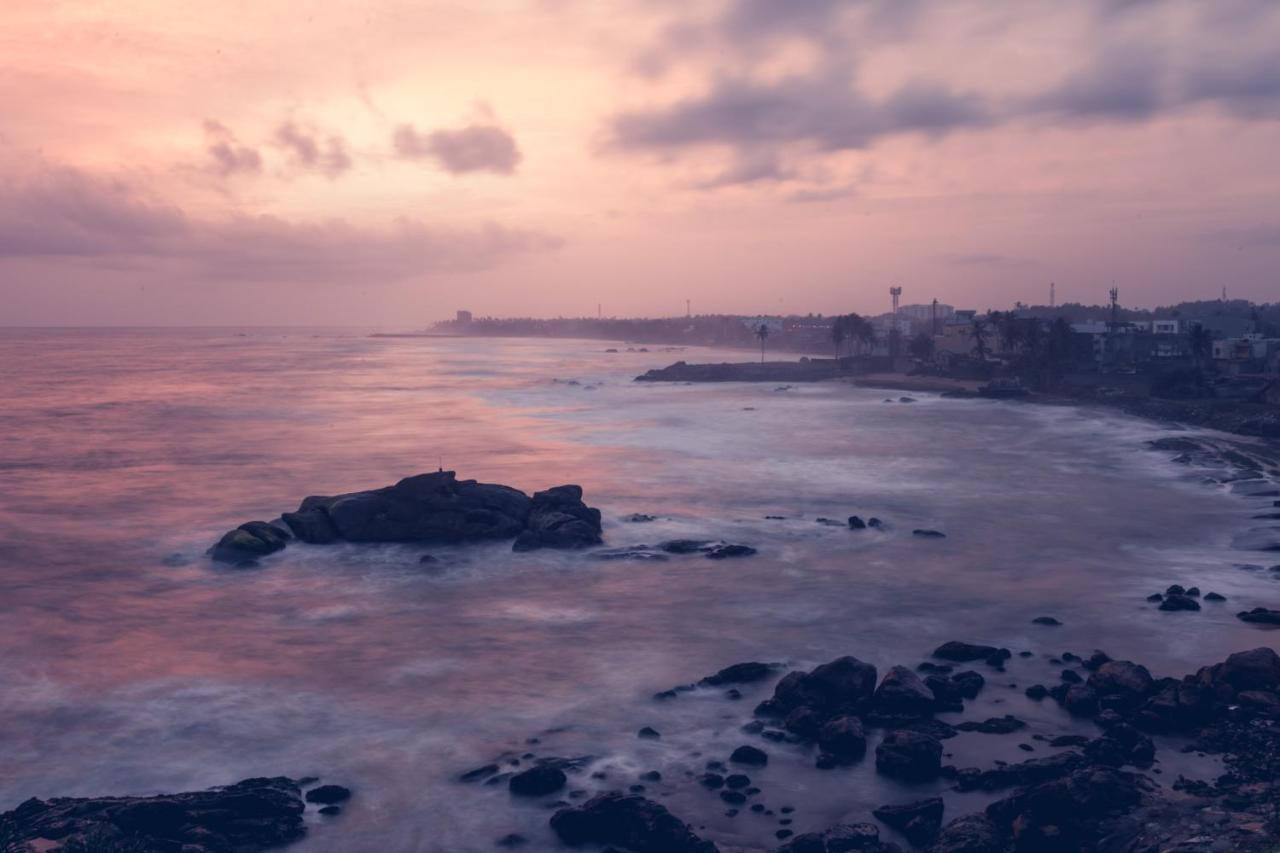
[0,328,1276,851]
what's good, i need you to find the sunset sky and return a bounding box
[3,0,1279,325]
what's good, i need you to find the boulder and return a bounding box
[1159,594,1200,612]
[730,745,768,766]
[705,543,757,559]
[872,666,936,717]
[549,792,719,853]
[0,776,307,853]
[508,765,567,796]
[816,715,867,760]
[985,765,1144,851]
[777,823,889,853]
[700,661,776,686]
[1214,647,1280,693]
[932,642,999,662]
[929,814,1005,853]
[874,730,942,781]
[954,715,1025,734]
[514,485,603,550]
[1237,607,1280,625]
[303,784,350,805]
[757,656,878,718]
[281,508,337,543]
[209,523,289,564]
[873,797,944,847]
[912,529,946,538]
[1087,660,1155,710]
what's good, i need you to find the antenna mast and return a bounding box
[890,286,902,315]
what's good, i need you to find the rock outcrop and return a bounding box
[209,471,602,563]
[0,777,312,853]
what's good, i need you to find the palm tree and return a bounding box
[993,311,1024,354]
[854,316,877,355]
[909,331,935,360]
[969,316,990,361]
[756,322,770,363]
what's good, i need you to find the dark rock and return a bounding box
[1237,607,1280,625]
[874,730,942,781]
[0,776,306,853]
[699,773,724,789]
[517,485,604,550]
[1214,647,1280,692]
[459,763,500,783]
[1185,586,1201,597]
[932,641,999,662]
[705,544,757,559]
[720,790,746,805]
[509,765,567,796]
[624,513,657,523]
[1146,593,1163,602]
[724,774,750,790]
[848,516,867,530]
[496,833,528,847]
[1031,616,1061,626]
[1060,669,1082,684]
[1060,685,1099,716]
[1160,594,1200,611]
[1083,723,1155,768]
[210,523,288,564]
[1205,591,1227,601]
[873,797,944,847]
[1166,584,1185,595]
[912,529,946,538]
[872,665,936,717]
[1086,660,1155,710]
[281,508,337,543]
[955,715,1025,734]
[929,814,1004,853]
[984,765,1144,851]
[549,792,719,853]
[730,745,768,766]
[816,715,867,760]
[638,726,661,739]
[1082,651,1111,671]
[1024,684,1049,700]
[418,554,439,564]
[957,751,1085,792]
[757,656,878,719]
[867,518,883,529]
[318,805,341,816]
[304,785,350,805]
[700,661,776,686]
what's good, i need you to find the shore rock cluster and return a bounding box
[460,643,1280,853]
[0,777,332,853]
[209,471,602,564]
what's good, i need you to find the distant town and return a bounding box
[436,295,1280,411]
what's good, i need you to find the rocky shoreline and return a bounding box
[0,777,351,853]
[449,642,1280,853]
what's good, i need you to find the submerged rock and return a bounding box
[0,776,308,853]
[209,521,290,564]
[932,641,1000,662]
[1237,607,1280,625]
[508,764,567,796]
[549,792,719,852]
[700,661,777,686]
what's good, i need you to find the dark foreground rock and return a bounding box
[210,471,602,562]
[550,792,719,852]
[777,822,903,852]
[0,777,309,853]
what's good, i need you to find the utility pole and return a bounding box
[931,298,939,336]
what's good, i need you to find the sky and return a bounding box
[2,0,1279,326]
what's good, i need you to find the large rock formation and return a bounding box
[0,777,310,853]
[209,471,602,563]
[549,792,719,852]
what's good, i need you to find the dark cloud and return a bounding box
[614,1,1280,187]
[1027,47,1167,120]
[612,66,988,154]
[202,120,262,177]
[0,169,559,281]
[273,121,352,179]
[393,123,521,174]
